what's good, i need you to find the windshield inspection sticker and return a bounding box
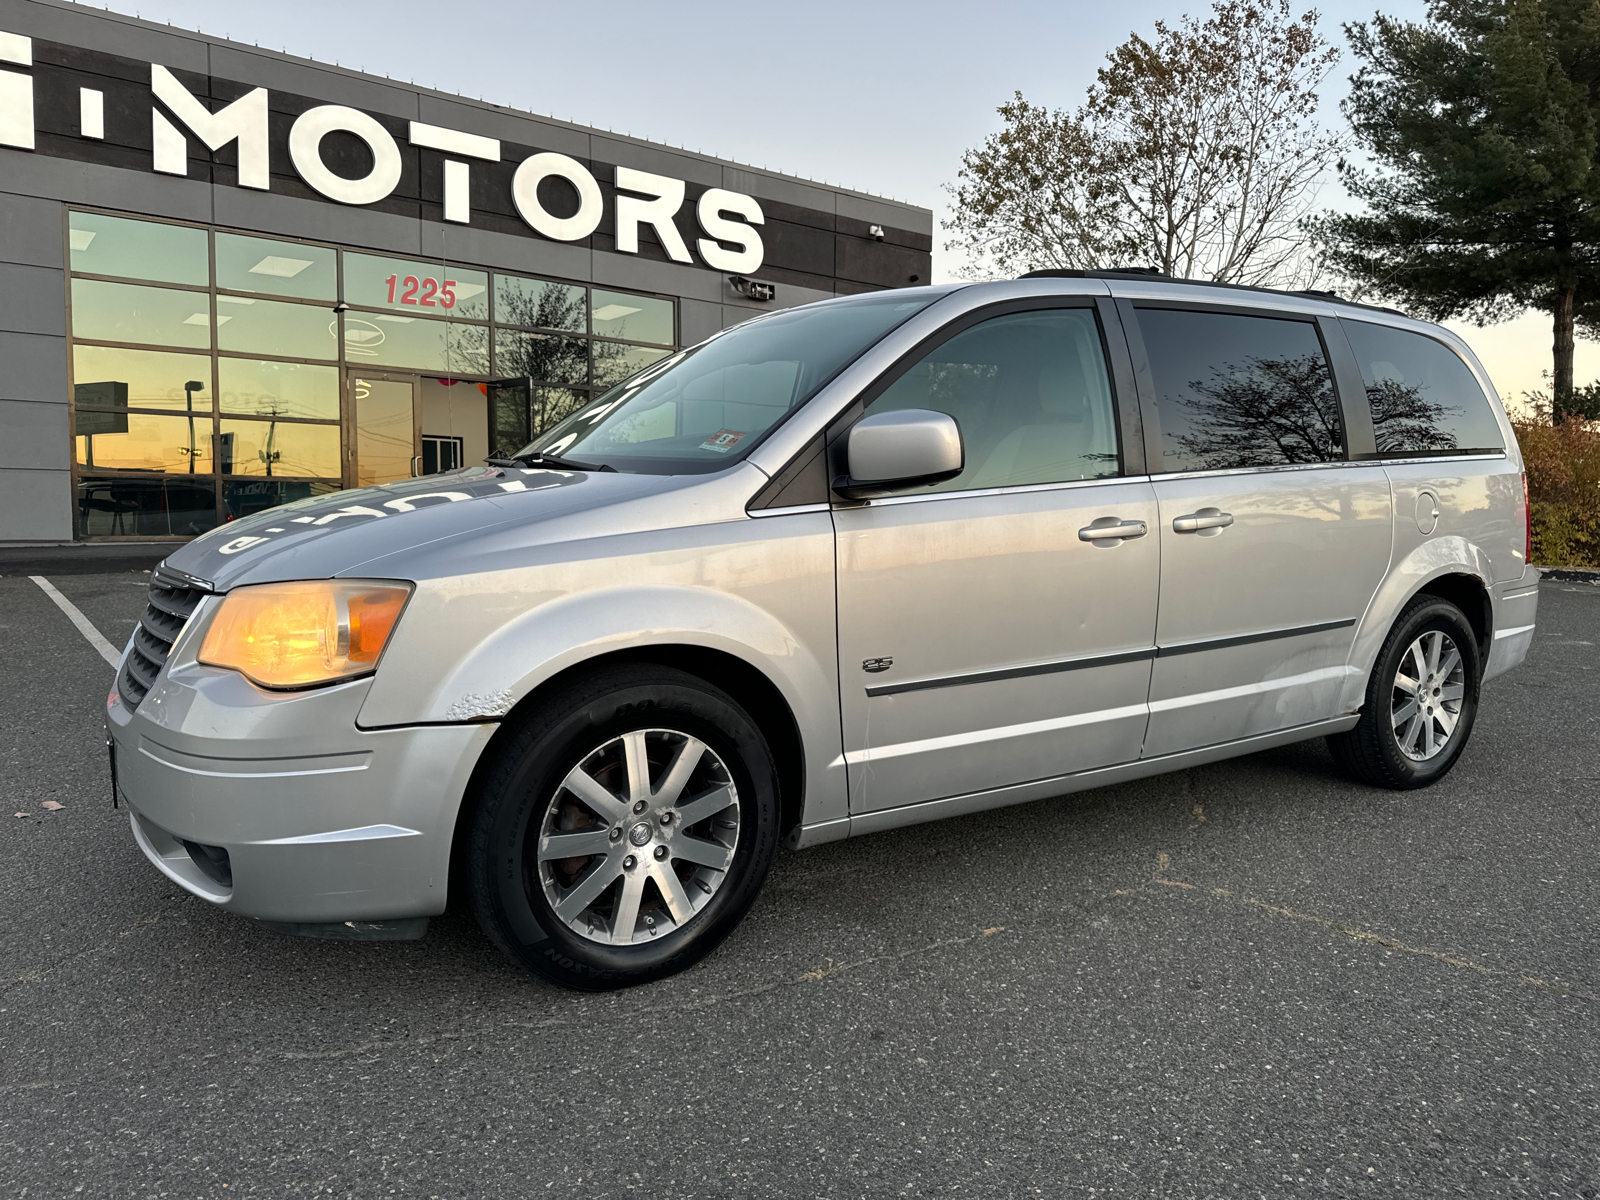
[699,429,747,454]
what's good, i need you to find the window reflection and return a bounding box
[592,289,673,346]
[219,358,339,420]
[71,279,213,350]
[75,411,214,473]
[220,418,340,478]
[224,478,339,521]
[68,213,208,286]
[592,341,672,389]
[1344,321,1505,456]
[867,308,1119,491]
[495,276,586,331]
[216,296,339,360]
[347,313,489,375]
[494,329,588,385]
[72,345,211,412]
[344,253,489,321]
[1139,309,1342,471]
[216,233,336,301]
[78,475,217,536]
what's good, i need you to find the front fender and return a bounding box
[355,512,848,827]
[1341,535,1493,710]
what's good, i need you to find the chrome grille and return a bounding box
[119,566,210,710]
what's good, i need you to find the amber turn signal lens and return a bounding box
[198,580,412,689]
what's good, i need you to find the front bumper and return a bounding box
[109,660,494,925]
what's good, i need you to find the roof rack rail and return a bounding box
[1016,269,1406,316]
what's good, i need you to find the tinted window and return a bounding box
[522,292,935,474]
[1343,321,1504,456]
[1139,309,1342,472]
[865,308,1119,492]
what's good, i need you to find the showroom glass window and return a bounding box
[66,209,678,537]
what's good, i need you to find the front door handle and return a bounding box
[1078,518,1148,544]
[1172,509,1234,534]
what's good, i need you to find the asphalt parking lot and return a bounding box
[1,568,1596,1199]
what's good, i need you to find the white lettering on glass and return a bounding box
[614,166,692,263]
[0,32,31,151]
[511,152,603,242]
[289,105,402,205]
[151,65,268,189]
[409,121,500,224]
[695,188,765,274]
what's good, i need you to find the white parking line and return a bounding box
[30,575,122,670]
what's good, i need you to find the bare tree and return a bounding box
[947,0,1346,286]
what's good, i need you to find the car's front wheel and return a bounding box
[1328,594,1482,790]
[467,664,779,991]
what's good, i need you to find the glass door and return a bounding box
[349,372,419,486]
[487,376,533,458]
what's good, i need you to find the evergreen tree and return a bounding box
[1317,0,1600,413]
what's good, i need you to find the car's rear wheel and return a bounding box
[467,664,779,991]
[1327,595,1482,790]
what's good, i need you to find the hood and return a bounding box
[163,465,685,590]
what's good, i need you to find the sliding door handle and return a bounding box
[1078,518,1148,544]
[1172,509,1233,533]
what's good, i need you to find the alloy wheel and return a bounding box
[532,729,740,946]
[1390,629,1465,761]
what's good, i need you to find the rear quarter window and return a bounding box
[1342,320,1505,456]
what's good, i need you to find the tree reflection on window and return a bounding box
[1170,353,1343,469]
[1365,378,1459,455]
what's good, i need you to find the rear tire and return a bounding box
[467,664,779,991]
[1327,595,1481,790]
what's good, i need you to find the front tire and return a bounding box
[1328,595,1481,790]
[467,664,779,991]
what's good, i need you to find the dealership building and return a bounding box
[0,0,932,543]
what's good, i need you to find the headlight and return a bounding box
[198,580,412,689]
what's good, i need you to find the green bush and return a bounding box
[1511,402,1600,569]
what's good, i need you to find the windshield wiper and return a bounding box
[485,452,615,472]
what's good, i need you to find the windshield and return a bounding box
[514,291,940,473]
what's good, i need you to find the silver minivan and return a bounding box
[107,272,1539,990]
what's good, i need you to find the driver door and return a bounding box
[832,303,1160,816]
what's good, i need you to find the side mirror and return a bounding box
[834,409,964,500]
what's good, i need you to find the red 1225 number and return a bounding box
[384,274,458,308]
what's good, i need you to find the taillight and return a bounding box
[1522,470,1532,566]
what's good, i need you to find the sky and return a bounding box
[98,0,1598,406]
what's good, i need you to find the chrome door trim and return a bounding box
[1375,452,1508,468]
[837,714,1362,841]
[1146,664,1361,714]
[1155,618,1356,657]
[864,646,1158,698]
[852,472,1150,509]
[841,701,1150,767]
[1144,454,1506,485]
[747,502,831,519]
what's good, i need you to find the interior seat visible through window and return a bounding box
[864,307,1120,492]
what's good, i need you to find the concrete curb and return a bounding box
[0,543,171,576]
